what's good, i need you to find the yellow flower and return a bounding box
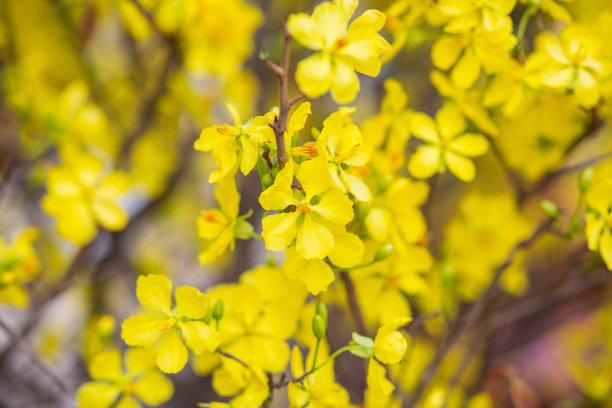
[76,348,173,408]
[197,174,253,264]
[525,27,607,108]
[361,79,412,175]
[203,282,299,372]
[585,179,612,269]
[437,0,516,34]
[288,345,350,408]
[366,318,411,397]
[316,107,372,201]
[121,274,220,373]
[208,357,270,408]
[431,27,516,89]
[259,160,355,260]
[194,103,274,183]
[408,105,488,182]
[519,0,574,23]
[430,71,498,136]
[353,245,431,326]
[288,0,391,103]
[42,150,130,246]
[445,192,532,300]
[365,177,429,256]
[0,228,40,308]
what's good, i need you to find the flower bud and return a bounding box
[315,301,327,324]
[202,305,212,324]
[579,167,593,192]
[212,300,224,321]
[540,199,559,219]
[374,244,394,262]
[312,314,326,340]
[262,173,273,189]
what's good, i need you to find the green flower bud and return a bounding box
[212,300,224,321]
[579,167,593,192]
[315,301,327,323]
[312,314,326,340]
[270,165,279,179]
[374,244,394,262]
[540,199,560,219]
[262,173,273,189]
[202,305,212,324]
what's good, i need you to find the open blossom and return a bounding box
[259,160,354,260]
[194,103,274,183]
[121,274,220,373]
[585,179,612,269]
[288,0,391,103]
[408,104,488,182]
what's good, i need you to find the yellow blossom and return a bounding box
[194,103,274,183]
[0,228,40,308]
[121,274,221,373]
[42,150,130,246]
[408,105,488,182]
[288,345,350,408]
[76,348,173,408]
[259,160,355,260]
[288,0,391,103]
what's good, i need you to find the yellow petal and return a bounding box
[290,345,305,378]
[92,200,128,231]
[541,68,573,88]
[125,347,156,377]
[432,36,463,70]
[115,395,140,408]
[342,172,371,201]
[76,382,121,408]
[178,321,221,355]
[311,188,354,225]
[136,274,172,315]
[134,371,174,406]
[329,230,364,268]
[574,69,599,108]
[296,214,334,259]
[262,212,299,251]
[89,350,122,382]
[449,133,488,157]
[367,358,394,397]
[283,247,335,294]
[287,13,326,50]
[259,165,295,211]
[295,53,332,99]
[55,201,97,246]
[600,228,612,270]
[436,104,466,142]
[331,60,360,104]
[175,286,207,320]
[194,126,231,152]
[239,136,259,176]
[121,313,165,347]
[451,47,480,89]
[156,329,188,374]
[444,150,476,182]
[408,146,441,179]
[410,112,439,144]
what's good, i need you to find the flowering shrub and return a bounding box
[2,0,612,407]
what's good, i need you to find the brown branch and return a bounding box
[289,94,307,107]
[217,350,249,369]
[0,316,71,394]
[265,23,293,169]
[340,271,370,337]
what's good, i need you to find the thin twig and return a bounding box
[218,351,249,368]
[266,23,293,169]
[0,317,71,394]
[340,271,370,337]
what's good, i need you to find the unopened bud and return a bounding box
[212,300,224,321]
[202,305,212,324]
[540,199,559,219]
[262,173,273,189]
[579,167,593,192]
[374,244,394,262]
[315,301,327,324]
[312,314,326,340]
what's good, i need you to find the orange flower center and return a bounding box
[297,203,311,213]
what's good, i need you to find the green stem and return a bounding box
[515,5,537,53]
[310,338,321,372]
[293,346,351,384]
